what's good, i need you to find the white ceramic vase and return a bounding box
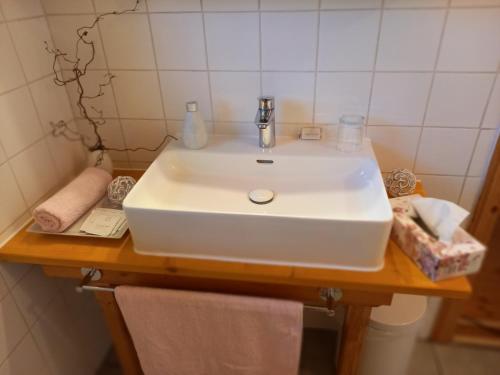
[87,150,114,174]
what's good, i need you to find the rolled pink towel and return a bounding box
[33,167,112,233]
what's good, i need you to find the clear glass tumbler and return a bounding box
[336,115,365,152]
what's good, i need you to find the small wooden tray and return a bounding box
[27,197,128,239]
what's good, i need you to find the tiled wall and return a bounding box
[0,1,498,366]
[0,1,110,373]
[44,0,499,211]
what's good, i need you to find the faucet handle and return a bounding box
[258,96,274,111]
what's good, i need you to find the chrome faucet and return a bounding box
[254,96,275,148]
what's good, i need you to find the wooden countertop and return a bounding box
[0,171,471,299]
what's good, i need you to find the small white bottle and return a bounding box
[183,101,208,149]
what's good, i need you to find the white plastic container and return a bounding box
[358,294,427,375]
[183,101,208,149]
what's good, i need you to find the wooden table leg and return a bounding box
[337,305,372,375]
[94,291,143,375]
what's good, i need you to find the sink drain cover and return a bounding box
[248,189,274,204]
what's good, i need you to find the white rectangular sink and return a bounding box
[123,136,393,271]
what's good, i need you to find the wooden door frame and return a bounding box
[432,132,500,342]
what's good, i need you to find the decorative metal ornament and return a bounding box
[385,169,417,198]
[107,176,136,205]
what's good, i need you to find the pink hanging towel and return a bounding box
[115,286,303,375]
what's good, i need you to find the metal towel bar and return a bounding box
[77,268,342,317]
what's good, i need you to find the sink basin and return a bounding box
[123,135,393,271]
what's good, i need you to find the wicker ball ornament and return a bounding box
[107,176,136,205]
[384,169,417,198]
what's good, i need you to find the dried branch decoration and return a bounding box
[45,0,176,166]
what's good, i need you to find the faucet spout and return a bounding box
[254,96,276,148]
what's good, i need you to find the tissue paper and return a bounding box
[412,198,469,242]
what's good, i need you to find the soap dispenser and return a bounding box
[183,101,208,149]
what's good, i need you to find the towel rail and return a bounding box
[76,267,342,316]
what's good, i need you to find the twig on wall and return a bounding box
[45,0,176,166]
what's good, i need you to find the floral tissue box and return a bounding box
[390,195,486,281]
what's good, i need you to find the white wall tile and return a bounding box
[147,0,201,11]
[203,0,258,11]
[9,139,58,206]
[367,126,420,172]
[315,72,371,124]
[459,177,482,212]
[99,14,155,69]
[0,0,43,20]
[321,0,382,8]
[166,120,183,137]
[77,119,127,161]
[8,18,54,81]
[122,119,168,162]
[483,76,500,129]
[385,0,447,7]
[318,10,379,71]
[112,70,163,119]
[369,73,432,126]
[0,87,42,157]
[0,25,25,95]
[261,0,319,10]
[438,9,500,72]
[48,15,107,70]
[29,74,73,134]
[262,72,315,123]
[11,266,58,326]
[0,295,28,364]
[262,12,317,71]
[150,13,206,70]
[160,71,212,121]
[31,295,88,375]
[451,0,500,6]
[376,10,445,71]
[63,70,117,118]
[469,129,498,177]
[214,121,256,136]
[0,165,26,233]
[205,13,259,71]
[0,263,30,290]
[425,73,495,128]
[41,0,94,14]
[418,175,464,203]
[0,333,50,375]
[210,72,260,122]
[94,0,147,13]
[415,127,477,175]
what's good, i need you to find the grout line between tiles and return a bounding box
[91,0,131,167]
[1,18,52,209]
[57,67,500,74]
[41,5,500,18]
[201,0,217,132]
[143,0,171,147]
[412,0,451,174]
[365,1,385,132]
[456,71,499,204]
[311,1,321,126]
[430,343,446,375]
